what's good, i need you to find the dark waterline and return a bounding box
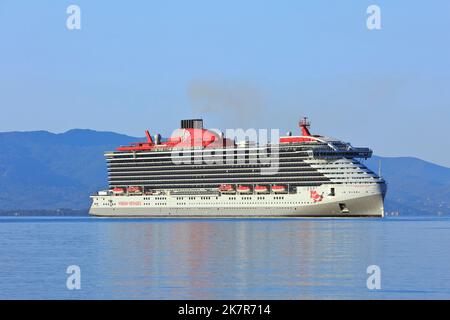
[1,216,449,299]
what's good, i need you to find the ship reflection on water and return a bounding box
[94,219,383,299]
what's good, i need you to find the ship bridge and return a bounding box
[279,117,373,159]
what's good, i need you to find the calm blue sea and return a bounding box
[0,216,450,299]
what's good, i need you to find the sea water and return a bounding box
[0,216,449,299]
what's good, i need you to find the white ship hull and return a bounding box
[89,183,385,218]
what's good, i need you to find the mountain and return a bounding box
[365,156,450,216]
[0,129,139,211]
[0,129,449,215]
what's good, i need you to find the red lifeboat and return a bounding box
[112,187,125,194]
[271,185,287,193]
[254,185,269,193]
[237,185,252,194]
[219,184,235,193]
[127,186,142,194]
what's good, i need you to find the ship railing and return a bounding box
[169,189,220,196]
[308,148,372,159]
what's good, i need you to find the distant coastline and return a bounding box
[0,209,88,217]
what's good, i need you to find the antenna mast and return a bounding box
[299,117,311,136]
[378,159,382,178]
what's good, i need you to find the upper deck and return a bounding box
[112,118,372,160]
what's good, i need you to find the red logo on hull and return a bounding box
[310,190,323,203]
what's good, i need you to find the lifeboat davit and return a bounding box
[127,186,142,194]
[112,187,125,194]
[254,185,269,193]
[237,185,252,194]
[219,184,235,193]
[271,185,287,193]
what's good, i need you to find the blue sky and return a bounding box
[1,1,450,166]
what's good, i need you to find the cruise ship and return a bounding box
[89,118,386,217]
